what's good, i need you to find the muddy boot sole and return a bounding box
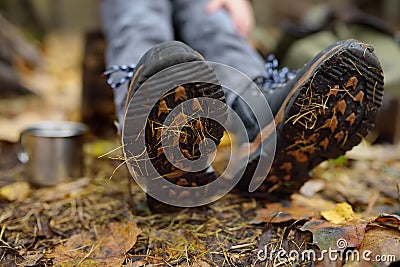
[235,39,384,198]
[122,41,227,211]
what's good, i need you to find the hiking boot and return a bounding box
[233,39,384,199]
[114,41,227,209]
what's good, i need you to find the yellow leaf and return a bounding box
[219,131,233,147]
[85,139,122,158]
[321,202,355,224]
[0,182,30,201]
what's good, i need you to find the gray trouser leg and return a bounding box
[99,0,174,124]
[99,0,267,137]
[172,0,267,138]
[172,0,265,84]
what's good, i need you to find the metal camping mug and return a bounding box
[18,121,88,186]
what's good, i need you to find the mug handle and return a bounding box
[17,130,29,164]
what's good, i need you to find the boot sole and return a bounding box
[235,40,384,198]
[123,48,227,188]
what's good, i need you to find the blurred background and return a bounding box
[0,0,399,143]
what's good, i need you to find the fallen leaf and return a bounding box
[299,180,326,197]
[311,162,384,207]
[34,177,90,201]
[219,131,233,147]
[250,202,319,224]
[291,194,336,211]
[19,253,43,267]
[85,139,122,158]
[257,228,272,249]
[300,219,368,251]
[373,213,400,230]
[347,225,400,266]
[50,221,141,266]
[321,203,356,224]
[346,143,400,162]
[179,261,211,267]
[0,181,30,201]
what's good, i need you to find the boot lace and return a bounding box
[102,64,137,89]
[102,55,296,91]
[259,54,297,91]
